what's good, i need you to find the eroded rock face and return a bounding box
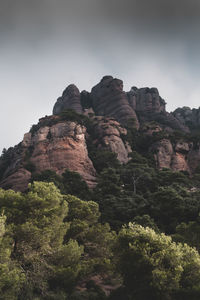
[91,76,139,128]
[173,107,200,129]
[91,117,132,163]
[52,76,190,133]
[127,86,189,132]
[0,118,97,191]
[0,112,134,191]
[151,139,191,172]
[127,87,166,113]
[2,76,200,192]
[171,153,189,172]
[140,122,162,136]
[30,121,96,188]
[53,84,82,115]
[151,139,174,169]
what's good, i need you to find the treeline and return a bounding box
[1,179,200,299]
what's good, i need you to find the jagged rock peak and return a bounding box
[53,84,82,115]
[173,106,200,129]
[51,76,190,133]
[127,86,166,113]
[100,75,114,82]
[91,76,139,128]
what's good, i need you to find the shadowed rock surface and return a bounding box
[53,84,82,115]
[127,86,166,113]
[53,76,189,133]
[91,76,140,128]
[1,76,200,192]
[150,139,192,173]
[127,86,189,132]
[173,107,200,129]
[91,116,132,164]
[0,168,31,191]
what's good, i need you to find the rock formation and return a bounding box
[127,87,166,113]
[150,139,192,173]
[173,107,200,129]
[91,116,131,164]
[1,75,200,192]
[0,116,97,191]
[0,114,132,191]
[53,84,82,115]
[52,76,189,133]
[91,76,139,128]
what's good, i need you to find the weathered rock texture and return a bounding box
[53,84,82,115]
[173,107,200,129]
[52,76,190,133]
[150,139,192,173]
[91,76,140,128]
[127,87,166,113]
[0,116,97,191]
[2,75,200,192]
[30,122,96,186]
[91,116,131,163]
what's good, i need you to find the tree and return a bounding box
[65,195,116,274]
[97,194,147,230]
[0,214,24,300]
[89,150,120,173]
[120,162,155,194]
[156,169,191,188]
[62,169,91,200]
[31,169,64,191]
[173,219,200,252]
[133,214,159,232]
[114,223,200,300]
[0,183,84,299]
[94,168,122,197]
[148,185,200,233]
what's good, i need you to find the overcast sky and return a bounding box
[1,0,200,152]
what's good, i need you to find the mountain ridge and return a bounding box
[1,75,200,191]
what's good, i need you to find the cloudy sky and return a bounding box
[1,0,200,152]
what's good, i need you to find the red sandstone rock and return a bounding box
[91,116,132,164]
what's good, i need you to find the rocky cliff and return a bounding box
[90,76,139,128]
[53,76,189,132]
[151,139,192,173]
[1,75,200,191]
[127,86,166,113]
[173,106,200,129]
[90,116,131,164]
[0,113,131,191]
[0,116,96,191]
[53,84,83,115]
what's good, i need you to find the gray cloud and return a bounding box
[0,0,200,152]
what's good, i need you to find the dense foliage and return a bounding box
[1,180,200,299]
[0,182,116,299]
[2,112,200,298]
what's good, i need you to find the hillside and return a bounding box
[1,76,200,299]
[1,75,200,192]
